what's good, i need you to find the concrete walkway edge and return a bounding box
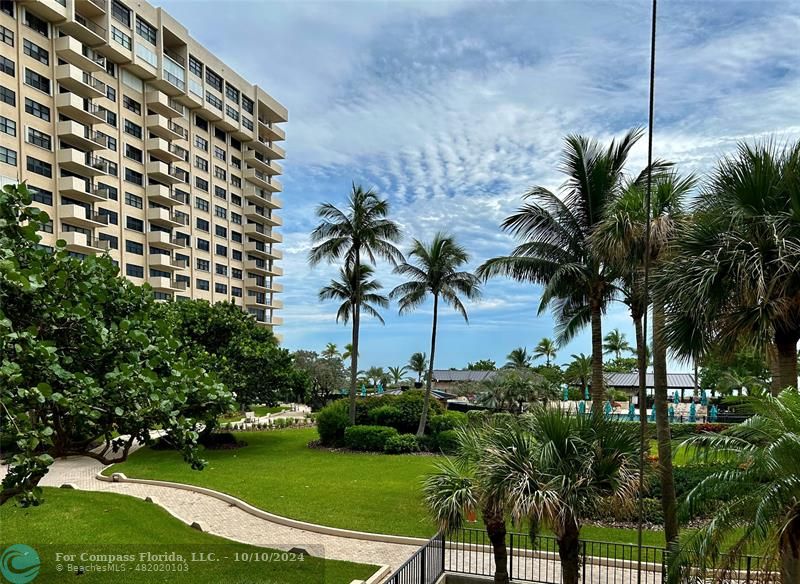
[99,470,429,547]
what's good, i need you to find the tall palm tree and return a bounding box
[532,338,557,366]
[408,352,428,383]
[602,328,633,361]
[504,346,531,368]
[322,342,339,360]
[670,390,800,583]
[318,264,389,416]
[391,233,481,436]
[387,365,408,387]
[592,171,696,545]
[658,140,800,395]
[309,184,403,423]
[478,130,647,412]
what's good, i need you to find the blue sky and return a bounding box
[159,0,800,371]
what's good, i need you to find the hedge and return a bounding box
[344,425,399,452]
[384,433,419,454]
[434,429,460,454]
[428,411,467,435]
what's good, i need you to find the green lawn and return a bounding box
[0,488,376,584]
[649,440,693,466]
[107,428,439,537]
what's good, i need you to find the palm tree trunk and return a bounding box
[417,294,438,437]
[633,312,648,425]
[590,299,604,413]
[772,328,799,396]
[780,517,800,584]
[653,299,679,545]
[482,508,509,584]
[349,305,360,424]
[557,520,581,584]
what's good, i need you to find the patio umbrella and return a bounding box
[377,382,383,395]
[604,400,612,417]
[668,405,675,422]
[628,401,635,421]
[584,386,590,401]
[361,384,366,397]
[578,401,586,416]
[673,391,680,404]
[649,406,655,422]
[709,404,718,422]
[700,388,708,406]
[689,401,696,423]
[562,386,569,402]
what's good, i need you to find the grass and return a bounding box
[649,440,694,466]
[0,488,376,583]
[107,428,440,537]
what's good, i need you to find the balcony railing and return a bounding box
[169,167,189,183]
[86,0,107,11]
[81,45,106,68]
[168,120,188,139]
[169,143,189,161]
[75,13,106,37]
[167,97,185,116]
[86,153,112,174]
[81,71,107,94]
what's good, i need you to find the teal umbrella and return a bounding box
[562,386,569,402]
[578,401,586,416]
[673,391,680,404]
[668,405,675,422]
[628,401,635,421]
[700,389,708,406]
[709,404,718,422]
[689,401,697,423]
[604,400,612,417]
[361,384,366,397]
[377,382,384,395]
[584,386,590,401]
[649,406,655,422]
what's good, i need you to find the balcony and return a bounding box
[61,231,110,255]
[250,139,285,160]
[243,223,281,244]
[153,53,186,96]
[145,90,184,118]
[244,168,276,191]
[55,93,105,126]
[146,114,186,142]
[147,206,188,228]
[244,241,281,260]
[57,120,107,151]
[146,184,187,207]
[76,0,106,16]
[59,204,108,229]
[258,119,285,142]
[54,36,105,73]
[146,138,181,163]
[245,294,282,310]
[244,204,282,226]
[61,12,106,46]
[19,0,67,23]
[145,160,180,185]
[148,276,187,292]
[148,253,187,271]
[59,176,109,204]
[57,149,110,176]
[245,277,267,290]
[243,147,282,175]
[56,64,106,99]
[147,230,186,250]
[244,259,269,275]
[267,281,284,293]
[243,186,282,208]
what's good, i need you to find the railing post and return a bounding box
[419,545,426,583]
[440,531,445,575]
[746,555,751,583]
[508,532,513,581]
[581,540,587,584]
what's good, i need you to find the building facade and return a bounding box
[0,0,286,327]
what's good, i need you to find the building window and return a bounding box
[216,244,227,257]
[125,192,143,208]
[124,144,142,163]
[196,279,209,291]
[214,206,227,220]
[24,10,49,37]
[196,238,209,252]
[123,119,142,139]
[232,249,242,261]
[225,83,239,103]
[0,85,14,106]
[0,146,17,166]
[123,95,141,115]
[214,166,226,181]
[0,2,13,17]
[188,55,203,77]
[225,105,239,122]
[206,68,222,91]
[24,68,50,94]
[230,138,241,151]
[99,106,117,127]
[213,146,226,161]
[98,208,118,225]
[0,56,13,77]
[195,116,208,132]
[106,60,117,78]
[242,96,254,114]
[98,233,118,249]
[215,283,227,294]
[215,225,227,238]
[26,128,51,150]
[214,187,226,201]
[232,286,242,297]
[111,0,131,27]
[194,156,208,172]
[126,217,144,232]
[231,156,241,170]
[231,176,241,188]
[30,187,52,205]
[101,183,118,200]
[205,92,222,110]
[196,258,210,271]
[106,85,116,101]
[125,239,143,254]
[231,212,242,225]
[24,98,49,121]
[195,197,209,212]
[196,217,209,232]
[126,263,144,278]
[214,127,226,142]
[194,136,208,152]
[97,131,117,151]
[0,115,15,136]
[111,25,131,50]
[232,268,243,279]
[23,39,48,65]
[215,263,228,276]
[195,177,208,192]
[125,168,143,185]
[231,231,242,243]
[26,156,51,177]
[135,16,157,45]
[231,194,242,206]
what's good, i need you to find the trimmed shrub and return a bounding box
[416,434,436,452]
[429,411,467,435]
[369,405,404,430]
[384,433,419,454]
[393,390,443,433]
[465,409,490,426]
[591,496,663,524]
[344,425,399,452]
[435,429,460,454]
[317,399,351,446]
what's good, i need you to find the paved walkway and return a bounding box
[1,438,418,576]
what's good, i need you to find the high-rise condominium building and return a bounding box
[0,0,286,327]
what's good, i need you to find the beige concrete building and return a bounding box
[0,0,286,327]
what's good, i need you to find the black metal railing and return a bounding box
[385,532,445,584]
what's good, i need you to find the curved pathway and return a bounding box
[2,453,418,577]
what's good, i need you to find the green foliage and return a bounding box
[369,405,404,429]
[591,497,664,525]
[316,399,351,446]
[292,350,347,409]
[433,429,460,454]
[604,357,639,373]
[383,433,419,454]
[428,411,467,435]
[344,425,399,452]
[0,183,233,506]
[467,359,496,371]
[698,346,770,395]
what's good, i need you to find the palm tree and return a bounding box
[387,366,408,387]
[504,347,531,368]
[391,233,481,436]
[532,338,557,366]
[424,408,640,584]
[318,264,389,415]
[602,328,632,361]
[342,343,356,362]
[364,366,386,388]
[309,184,403,423]
[478,130,648,412]
[592,171,696,545]
[408,352,428,383]
[670,390,800,583]
[658,140,800,395]
[322,342,339,360]
[563,353,592,391]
